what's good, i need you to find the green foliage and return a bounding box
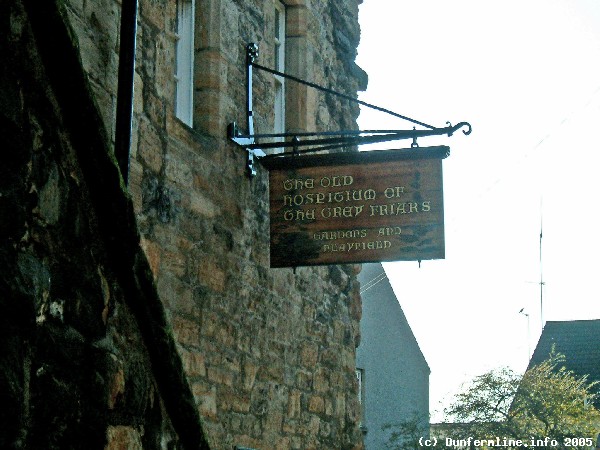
[442,349,600,448]
[511,351,600,441]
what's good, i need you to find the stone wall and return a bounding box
[3,0,368,447]
[130,3,365,448]
[1,1,209,448]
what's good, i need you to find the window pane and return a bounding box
[273,0,286,152]
[175,0,195,127]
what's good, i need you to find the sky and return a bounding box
[356,0,600,422]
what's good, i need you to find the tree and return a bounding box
[443,350,600,447]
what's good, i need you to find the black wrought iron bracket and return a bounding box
[228,43,472,176]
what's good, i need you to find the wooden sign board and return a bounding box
[262,146,448,268]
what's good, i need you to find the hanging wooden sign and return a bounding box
[262,146,448,268]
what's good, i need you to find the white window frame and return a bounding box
[356,368,364,404]
[273,1,286,151]
[175,0,195,127]
[356,367,365,427]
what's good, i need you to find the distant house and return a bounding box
[528,319,600,406]
[356,263,430,449]
[430,321,600,447]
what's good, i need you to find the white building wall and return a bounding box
[356,263,430,449]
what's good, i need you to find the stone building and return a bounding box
[1,0,367,449]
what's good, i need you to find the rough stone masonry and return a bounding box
[1,0,368,448]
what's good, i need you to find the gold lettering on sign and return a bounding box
[320,206,364,219]
[283,189,375,206]
[319,175,354,187]
[283,209,316,221]
[268,150,445,267]
[378,227,402,236]
[280,173,434,223]
[384,186,405,198]
[322,240,392,253]
[313,229,368,240]
[369,201,431,216]
[283,178,315,190]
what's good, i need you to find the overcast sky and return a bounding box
[356,0,600,421]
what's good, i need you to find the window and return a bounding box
[356,368,363,403]
[273,1,286,151]
[356,368,368,433]
[356,367,366,429]
[175,0,195,127]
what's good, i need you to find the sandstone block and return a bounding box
[105,426,143,450]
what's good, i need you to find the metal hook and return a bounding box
[411,127,419,148]
[246,43,259,64]
[292,136,300,156]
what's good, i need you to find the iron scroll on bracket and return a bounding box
[228,43,472,176]
[232,43,265,177]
